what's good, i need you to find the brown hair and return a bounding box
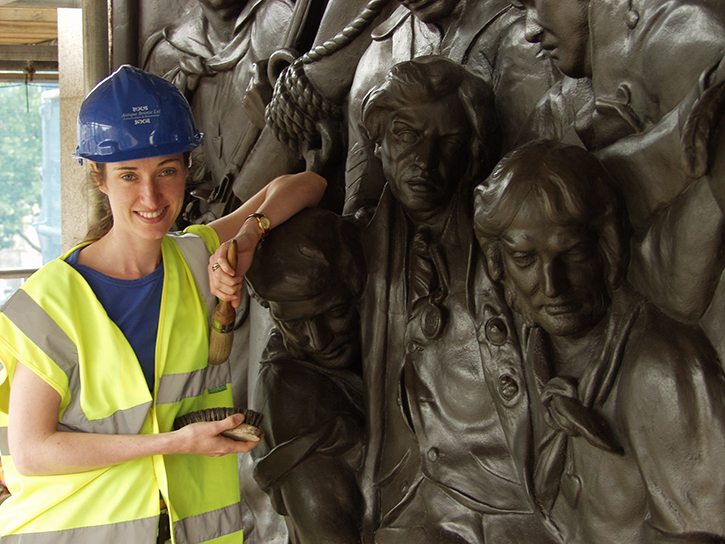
[82,163,113,243]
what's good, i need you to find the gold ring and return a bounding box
[211,263,220,272]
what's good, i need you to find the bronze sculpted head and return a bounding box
[474,141,725,544]
[362,56,500,221]
[473,140,629,336]
[246,208,365,368]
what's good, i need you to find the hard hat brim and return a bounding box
[73,135,203,164]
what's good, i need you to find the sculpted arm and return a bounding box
[593,11,725,322]
[596,55,725,323]
[141,34,180,81]
[638,4,725,118]
[8,362,257,476]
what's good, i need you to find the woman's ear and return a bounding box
[90,162,108,194]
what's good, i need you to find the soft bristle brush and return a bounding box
[174,408,264,443]
[208,240,238,366]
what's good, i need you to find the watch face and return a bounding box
[259,216,271,231]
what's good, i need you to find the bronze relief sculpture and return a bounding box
[343,0,557,214]
[246,207,367,544]
[473,140,725,543]
[357,56,555,543]
[129,0,725,541]
[518,0,725,361]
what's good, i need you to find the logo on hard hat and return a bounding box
[122,104,161,126]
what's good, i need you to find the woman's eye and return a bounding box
[160,168,175,177]
[121,173,135,181]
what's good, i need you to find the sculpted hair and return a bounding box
[473,140,631,289]
[361,55,501,184]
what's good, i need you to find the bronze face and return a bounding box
[377,93,472,221]
[500,195,609,337]
[269,290,360,370]
[520,0,591,78]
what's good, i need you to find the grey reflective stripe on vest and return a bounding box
[0,514,158,543]
[0,426,8,456]
[2,289,79,380]
[2,289,151,435]
[156,361,231,405]
[56,402,152,435]
[172,234,216,318]
[173,501,245,544]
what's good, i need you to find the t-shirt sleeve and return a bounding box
[183,224,221,255]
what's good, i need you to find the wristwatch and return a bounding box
[246,213,271,240]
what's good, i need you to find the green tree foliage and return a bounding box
[0,83,44,251]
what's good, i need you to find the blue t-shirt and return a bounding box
[66,248,163,392]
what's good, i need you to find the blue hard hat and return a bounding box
[73,65,203,164]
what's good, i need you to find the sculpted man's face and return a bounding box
[269,286,360,369]
[400,0,461,23]
[377,93,471,221]
[519,0,591,78]
[499,195,609,337]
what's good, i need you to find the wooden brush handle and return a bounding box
[226,238,238,272]
[212,240,238,332]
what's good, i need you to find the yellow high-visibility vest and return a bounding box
[0,227,244,544]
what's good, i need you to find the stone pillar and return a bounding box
[82,0,109,92]
[57,8,88,251]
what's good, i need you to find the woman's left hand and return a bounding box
[208,228,259,308]
[209,239,243,307]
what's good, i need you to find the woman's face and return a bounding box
[95,154,187,243]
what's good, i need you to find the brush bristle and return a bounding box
[208,327,234,366]
[173,408,265,439]
[243,409,264,428]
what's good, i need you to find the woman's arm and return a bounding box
[207,171,327,307]
[8,362,258,476]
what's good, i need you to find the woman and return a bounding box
[0,65,326,543]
